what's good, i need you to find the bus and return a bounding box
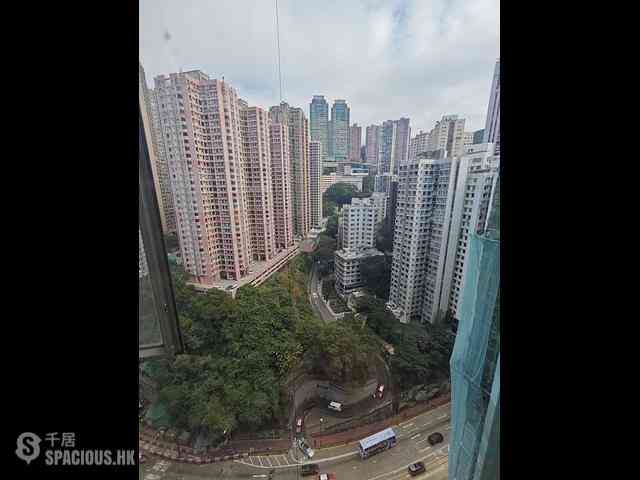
[358,427,397,459]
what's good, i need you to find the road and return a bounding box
[140,403,451,480]
[309,263,335,322]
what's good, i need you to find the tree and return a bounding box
[360,254,392,300]
[323,182,359,209]
[311,234,336,265]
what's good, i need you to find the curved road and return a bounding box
[309,262,336,322]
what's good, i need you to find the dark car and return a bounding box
[301,464,319,476]
[427,432,444,446]
[408,462,426,476]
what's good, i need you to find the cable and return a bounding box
[275,0,283,103]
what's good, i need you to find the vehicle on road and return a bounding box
[317,474,336,480]
[301,463,319,476]
[296,417,304,434]
[297,438,315,458]
[427,432,444,446]
[408,462,426,476]
[376,384,385,399]
[328,401,342,412]
[358,427,397,459]
[138,453,146,464]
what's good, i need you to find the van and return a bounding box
[328,401,342,412]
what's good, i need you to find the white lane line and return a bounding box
[264,456,273,467]
[419,446,432,453]
[280,455,289,465]
[250,456,257,465]
[271,456,281,466]
[402,423,414,428]
[437,414,448,420]
[366,453,446,480]
[416,437,430,444]
[410,434,421,440]
[258,456,264,467]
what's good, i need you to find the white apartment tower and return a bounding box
[369,192,388,226]
[269,102,311,238]
[309,140,323,227]
[387,158,459,324]
[269,121,295,250]
[443,144,500,319]
[409,130,431,161]
[154,71,252,283]
[428,115,466,158]
[337,198,377,251]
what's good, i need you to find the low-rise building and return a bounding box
[335,247,385,297]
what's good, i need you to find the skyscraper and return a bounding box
[350,123,362,162]
[409,130,431,161]
[365,124,381,167]
[140,62,176,235]
[331,100,350,162]
[473,129,485,144]
[393,118,411,169]
[310,95,329,161]
[449,178,500,480]
[483,59,500,154]
[428,114,466,158]
[269,121,294,250]
[309,140,323,227]
[154,71,252,283]
[269,102,311,238]
[239,105,277,261]
[387,158,459,324]
[378,120,397,175]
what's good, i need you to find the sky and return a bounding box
[140,0,499,136]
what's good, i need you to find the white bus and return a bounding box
[358,427,397,459]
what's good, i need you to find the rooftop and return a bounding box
[335,248,384,261]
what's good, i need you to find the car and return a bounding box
[408,462,425,476]
[297,438,315,458]
[376,384,385,399]
[317,474,336,480]
[139,453,147,464]
[296,417,304,434]
[327,401,342,412]
[300,463,319,476]
[427,432,444,446]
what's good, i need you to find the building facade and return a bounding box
[140,62,176,235]
[393,118,411,169]
[320,174,363,196]
[387,158,459,324]
[269,102,311,238]
[473,129,485,144]
[483,59,500,155]
[337,198,377,251]
[350,123,362,162]
[464,131,474,147]
[310,95,330,161]
[369,192,388,226]
[449,182,500,480]
[365,124,381,167]
[153,71,252,283]
[269,121,294,250]
[309,140,323,227]
[409,130,431,161]
[335,248,385,297]
[428,115,466,159]
[331,100,350,162]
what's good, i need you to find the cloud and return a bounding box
[140,0,499,133]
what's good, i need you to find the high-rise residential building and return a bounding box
[310,95,329,161]
[464,131,474,147]
[409,130,431,161]
[365,124,381,166]
[154,71,252,283]
[320,174,363,196]
[483,59,500,154]
[350,123,362,162]
[393,118,411,169]
[369,192,388,226]
[428,115,467,158]
[269,102,311,238]
[309,140,323,227]
[360,145,366,162]
[387,158,459,324]
[239,105,277,261]
[374,172,397,195]
[449,180,500,480]
[330,100,350,162]
[335,197,384,297]
[328,120,334,159]
[473,129,485,144]
[269,121,294,250]
[140,63,176,235]
[442,144,499,319]
[337,198,377,251]
[378,120,397,175]
[385,179,399,232]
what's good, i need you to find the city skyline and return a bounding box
[140,0,500,134]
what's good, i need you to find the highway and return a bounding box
[140,403,451,480]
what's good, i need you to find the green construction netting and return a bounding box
[449,229,500,480]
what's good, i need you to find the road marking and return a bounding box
[252,476,268,479]
[281,454,289,465]
[264,456,273,467]
[402,423,414,428]
[411,434,421,440]
[258,456,264,467]
[437,414,448,420]
[366,452,449,480]
[419,446,432,452]
[272,456,281,466]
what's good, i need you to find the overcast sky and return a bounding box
[140,0,499,135]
